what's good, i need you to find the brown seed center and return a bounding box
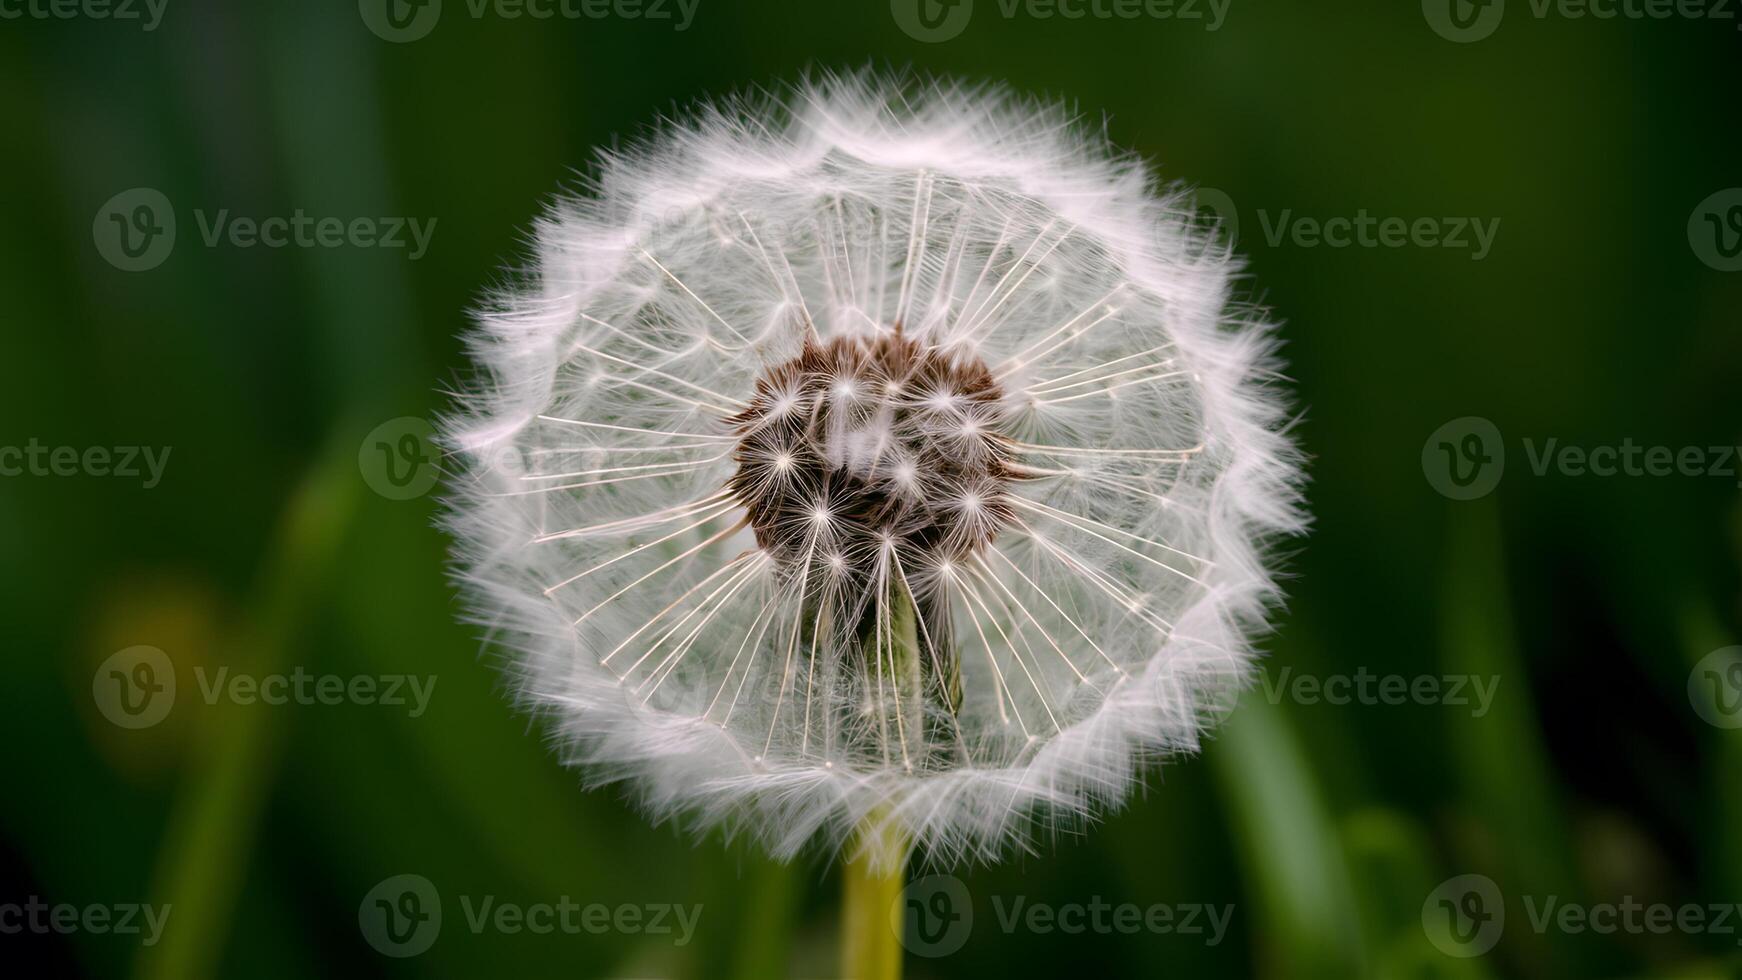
[727,329,1016,583]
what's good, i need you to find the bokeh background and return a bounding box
[3,0,1739,976]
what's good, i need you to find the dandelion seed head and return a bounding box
[443,71,1305,871]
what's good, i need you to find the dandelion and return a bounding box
[443,71,1303,924]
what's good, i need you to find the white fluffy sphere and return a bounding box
[444,72,1304,869]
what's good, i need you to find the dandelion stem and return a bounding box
[840,578,925,979]
[840,810,909,980]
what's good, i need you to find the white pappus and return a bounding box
[442,71,1306,871]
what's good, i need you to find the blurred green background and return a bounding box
[2,0,1739,976]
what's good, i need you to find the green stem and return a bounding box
[841,814,908,980]
[842,578,921,980]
